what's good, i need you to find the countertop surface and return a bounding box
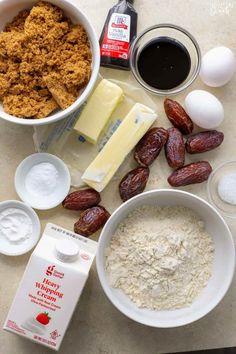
[1,1,236,353]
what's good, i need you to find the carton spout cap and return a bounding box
[55,238,79,263]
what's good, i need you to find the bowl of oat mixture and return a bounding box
[0,0,100,125]
[96,189,235,327]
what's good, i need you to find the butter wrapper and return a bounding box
[33,78,157,187]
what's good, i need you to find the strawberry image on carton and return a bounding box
[36,312,51,325]
[3,223,97,351]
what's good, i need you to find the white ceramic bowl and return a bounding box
[15,153,71,210]
[0,200,40,256]
[0,0,100,125]
[96,189,235,328]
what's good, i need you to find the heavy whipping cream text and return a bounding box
[35,278,64,302]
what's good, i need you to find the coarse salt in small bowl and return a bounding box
[207,160,236,219]
[15,153,71,210]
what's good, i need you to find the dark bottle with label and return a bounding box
[100,0,137,70]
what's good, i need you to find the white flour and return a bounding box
[105,206,214,310]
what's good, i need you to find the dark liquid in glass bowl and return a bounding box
[137,37,191,90]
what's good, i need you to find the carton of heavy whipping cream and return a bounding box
[3,223,97,351]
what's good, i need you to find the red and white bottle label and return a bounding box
[100,13,131,59]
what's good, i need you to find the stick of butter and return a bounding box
[74,79,123,144]
[81,103,157,192]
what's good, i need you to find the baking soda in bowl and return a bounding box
[25,162,59,196]
[3,223,97,351]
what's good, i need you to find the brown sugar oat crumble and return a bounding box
[0,1,92,119]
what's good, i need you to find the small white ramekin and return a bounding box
[207,160,236,219]
[15,153,71,210]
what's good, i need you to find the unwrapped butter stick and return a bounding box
[74,79,123,144]
[82,103,157,192]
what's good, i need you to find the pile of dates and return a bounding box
[62,98,224,237]
[62,188,110,237]
[119,98,224,201]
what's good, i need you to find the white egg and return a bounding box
[185,90,224,129]
[200,46,236,87]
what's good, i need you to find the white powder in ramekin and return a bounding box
[25,162,59,196]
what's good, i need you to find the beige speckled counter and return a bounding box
[1,1,236,353]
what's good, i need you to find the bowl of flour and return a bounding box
[96,189,235,327]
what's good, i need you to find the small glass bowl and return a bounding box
[207,161,236,219]
[130,24,201,96]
